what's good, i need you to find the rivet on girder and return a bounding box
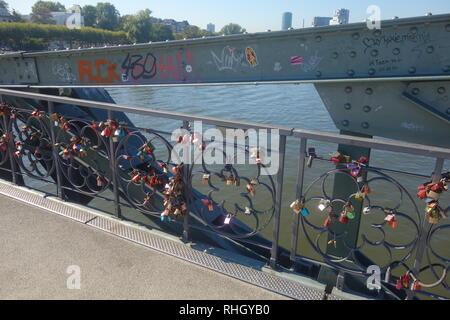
[412,88,420,95]
[443,65,450,72]
[437,87,446,94]
[344,103,352,110]
[365,88,373,95]
[350,51,357,58]
[426,46,434,54]
[332,52,339,59]
[345,87,352,93]
[361,122,370,129]
[352,33,360,40]
[347,70,355,76]
[371,49,379,57]
[316,71,322,77]
[316,36,322,42]
[342,120,350,127]
[368,68,376,76]
[409,67,417,74]
[393,48,400,55]
[363,106,372,113]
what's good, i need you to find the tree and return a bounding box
[220,23,246,35]
[180,25,202,39]
[95,2,119,31]
[82,5,97,27]
[0,1,8,10]
[30,7,55,24]
[11,10,24,22]
[32,1,66,12]
[151,23,174,41]
[121,9,152,43]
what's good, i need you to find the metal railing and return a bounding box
[0,88,449,300]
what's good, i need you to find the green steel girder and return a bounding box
[0,14,449,87]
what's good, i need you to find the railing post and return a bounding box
[108,110,122,219]
[0,94,17,185]
[48,102,64,199]
[182,120,190,243]
[290,138,307,268]
[407,157,445,300]
[270,134,287,269]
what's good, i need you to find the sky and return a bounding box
[7,0,450,33]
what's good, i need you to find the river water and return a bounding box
[107,84,449,297]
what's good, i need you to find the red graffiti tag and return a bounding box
[78,60,120,83]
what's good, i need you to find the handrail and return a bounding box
[1,88,450,159]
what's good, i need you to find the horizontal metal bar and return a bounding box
[1,88,450,159]
[291,128,450,159]
[0,75,449,88]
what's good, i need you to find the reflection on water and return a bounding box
[107,84,449,298]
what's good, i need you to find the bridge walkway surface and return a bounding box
[0,192,293,300]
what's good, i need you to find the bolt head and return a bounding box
[363,106,372,113]
[361,122,370,129]
[437,87,446,94]
[393,48,400,55]
[344,103,352,110]
[345,87,352,93]
[341,120,350,127]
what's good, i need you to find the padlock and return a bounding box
[355,192,365,201]
[101,126,112,137]
[318,199,330,211]
[328,240,337,248]
[224,214,233,225]
[246,183,256,196]
[339,214,349,225]
[301,208,310,217]
[323,217,332,227]
[244,207,252,215]
[202,199,214,211]
[226,175,234,186]
[307,148,316,168]
[132,174,141,183]
[412,280,422,291]
[96,176,104,187]
[290,199,303,214]
[363,184,371,195]
[34,148,41,158]
[363,207,371,215]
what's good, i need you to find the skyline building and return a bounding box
[207,23,215,33]
[330,8,350,25]
[282,12,292,30]
[312,16,332,27]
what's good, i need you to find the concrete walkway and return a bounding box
[0,195,288,300]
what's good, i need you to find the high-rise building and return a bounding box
[330,8,350,25]
[312,16,332,27]
[282,12,293,30]
[207,23,215,33]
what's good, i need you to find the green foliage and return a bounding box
[0,1,8,10]
[11,10,25,23]
[0,22,128,51]
[30,7,55,24]
[220,23,246,35]
[82,5,97,27]
[122,9,152,43]
[95,2,119,31]
[32,1,66,12]
[151,24,174,41]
